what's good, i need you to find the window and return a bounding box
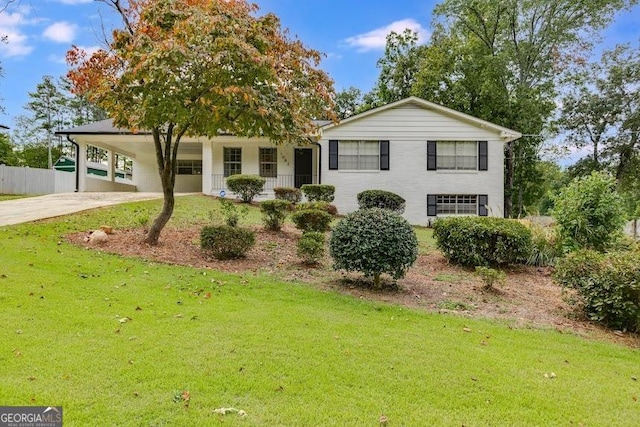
[428,141,487,171]
[86,145,108,165]
[177,160,202,175]
[437,195,477,215]
[428,194,488,216]
[224,147,241,177]
[259,148,277,178]
[115,153,134,180]
[338,141,379,170]
[437,141,477,170]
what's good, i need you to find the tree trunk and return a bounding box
[373,273,381,289]
[144,125,183,245]
[144,170,175,245]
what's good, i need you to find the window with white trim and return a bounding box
[436,141,477,170]
[338,140,380,170]
[437,195,477,215]
[223,147,241,177]
[259,148,277,178]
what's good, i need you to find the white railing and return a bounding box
[211,174,317,193]
[0,165,75,195]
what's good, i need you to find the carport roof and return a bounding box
[55,119,147,135]
[56,118,333,136]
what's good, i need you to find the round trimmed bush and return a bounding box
[297,201,338,216]
[329,208,418,288]
[357,189,405,214]
[226,174,266,203]
[432,217,532,266]
[301,184,335,202]
[274,187,302,204]
[291,209,332,232]
[200,225,255,260]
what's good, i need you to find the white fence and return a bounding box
[0,165,76,195]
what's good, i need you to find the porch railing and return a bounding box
[211,174,317,194]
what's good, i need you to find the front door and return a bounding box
[294,148,313,188]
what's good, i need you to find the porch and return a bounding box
[210,173,318,197]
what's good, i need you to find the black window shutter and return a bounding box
[380,140,389,170]
[478,194,488,216]
[427,141,437,170]
[427,194,437,216]
[329,140,338,170]
[478,141,488,171]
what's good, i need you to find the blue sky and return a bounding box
[0,0,639,131]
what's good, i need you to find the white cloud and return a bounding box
[43,21,78,43]
[343,19,429,52]
[0,11,35,57]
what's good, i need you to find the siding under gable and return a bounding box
[324,104,501,141]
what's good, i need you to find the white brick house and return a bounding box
[57,96,520,225]
[318,97,520,224]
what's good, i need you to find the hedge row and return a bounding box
[432,217,532,266]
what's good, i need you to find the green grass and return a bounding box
[0,194,31,201]
[1,196,639,426]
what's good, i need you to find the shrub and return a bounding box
[297,231,326,265]
[552,171,626,252]
[329,208,418,288]
[217,198,248,227]
[526,225,560,267]
[297,201,338,216]
[432,217,532,266]
[554,250,640,332]
[475,266,506,291]
[274,187,302,204]
[357,189,405,214]
[301,184,335,202]
[260,199,291,231]
[226,174,266,203]
[200,225,255,260]
[291,209,333,232]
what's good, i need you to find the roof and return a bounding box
[55,119,148,135]
[56,119,333,136]
[321,96,522,142]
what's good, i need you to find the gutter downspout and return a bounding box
[66,135,80,192]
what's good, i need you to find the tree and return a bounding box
[0,132,18,165]
[559,44,640,182]
[333,87,363,120]
[12,75,103,168]
[552,171,626,252]
[23,76,68,168]
[372,0,638,216]
[67,0,335,245]
[363,29,426,110]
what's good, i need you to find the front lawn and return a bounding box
[1,196,639,426]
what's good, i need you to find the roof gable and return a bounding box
[322,96,521,142]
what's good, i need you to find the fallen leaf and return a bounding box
[463,327,472,333]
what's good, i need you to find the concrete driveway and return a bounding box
[0,192,165,227]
